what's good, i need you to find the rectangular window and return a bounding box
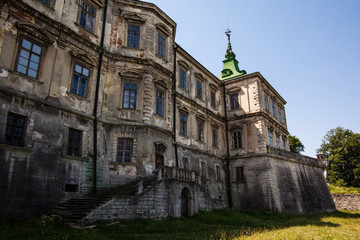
[79,2,96,32]
[123,83,137,109]
[127,24,140,48]
[235,166,245,182]
[282,138,286,150]
[269,131,273,147]
[5,112,26,147]
[196,80,202,99]
[232,131,242,149]
[71,64,89,98]
[279,108,282,122]
[276,135,280,149]
[67,128,82,157]
[180,112,187,136]
[183,157,189,170]
[230,93,240,110]
[157,33,166,59]
[16,38,42,79]
[116,138,133,163]
[272,102,276,117]
[200,161,206,178]
[216,165,221,180]
[41,0,50,5]
[210,91,216,108]
[212,129,218,148]
[156,90,164,116]
[265,94,269,111]
[179,68,186,89]
[197,121,204,142]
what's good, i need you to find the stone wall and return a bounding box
[332,194,360,211]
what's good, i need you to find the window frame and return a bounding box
[200,161,206,178]
[235,166,245,182]
[4,112,27,147]
[116,138,133,163]
[279,108,283,122]
[196,80,203,100]
[264,94,269,111]
[70,62,90,98]
[232,130,242,149]
[77,1,97,33]
[155,89,164,117]
[210,90,216,108]
[123,82,137,109]
[197,120,204,142]
[269,130,273,147]
[15,37,43,79]
[157,31,167,60]
[272,102,277,117]
[183,157,189,170]
[179,112,188,136]
[215,164,221,181]
[67,128,82,157]
[276,135,280,149]
[127,23,141,48]
[212,128,218,148]
[179,68,187,90]
[230,93,240,110]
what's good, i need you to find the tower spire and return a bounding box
[219,29,247,81]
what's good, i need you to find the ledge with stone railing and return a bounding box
[267,146,326,169]
[153,166,202,185]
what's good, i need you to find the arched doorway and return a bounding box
[181,187,190,217]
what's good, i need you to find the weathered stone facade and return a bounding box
[0,0,335,221]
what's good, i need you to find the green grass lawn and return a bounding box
[328,185,360,194]
[1,210,360,240]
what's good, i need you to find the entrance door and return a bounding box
[155,154,164,169]
[181,188,190,217]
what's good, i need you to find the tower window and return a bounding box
[78,1,96,32]
[157,33,166,59]
[67,128,82,157]
[180,112,187,136]
[116,138,133,163]
[156,90,164,117]
[179,68,186,89]
[71,64,89,98]
[196,80,202,99]
[123,83,137,109]
[232,131,242,149]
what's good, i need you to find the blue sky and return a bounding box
[150,0,360,157]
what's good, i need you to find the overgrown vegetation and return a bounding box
[329,185,360,194]
[320,127,360,187]
[1,210,360,240]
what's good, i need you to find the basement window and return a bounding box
[65,184,78,192]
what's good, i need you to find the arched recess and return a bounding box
[181,187,191,217]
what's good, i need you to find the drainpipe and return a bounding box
[93,0,108,193]
[173,43,179,168]
[222,82,233,208]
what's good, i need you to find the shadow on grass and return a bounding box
[1,210,359,240]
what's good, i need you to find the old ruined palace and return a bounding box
[0,0,335,221]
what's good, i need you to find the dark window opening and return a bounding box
[235,166,245,182]
[67,128,82,157]
[232,131,242,149]
[5,112,27,147]
[230,93,240,110]
[116,138,133,163]
[196,80,202,99]
[179,68,186,89]
[212,129,218,148]
[180,112,187,136]
[210,91,216,108]
[65,184,78,192]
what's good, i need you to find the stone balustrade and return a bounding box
[267,146,326,169]
[154,166,202,185]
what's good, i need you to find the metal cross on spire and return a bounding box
[225,28,232,52]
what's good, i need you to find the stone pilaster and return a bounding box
[142,73,153,123]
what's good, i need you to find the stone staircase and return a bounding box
[51,178,153,223]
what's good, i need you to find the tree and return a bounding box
[289,135,305,153]
[320,127,360,187]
